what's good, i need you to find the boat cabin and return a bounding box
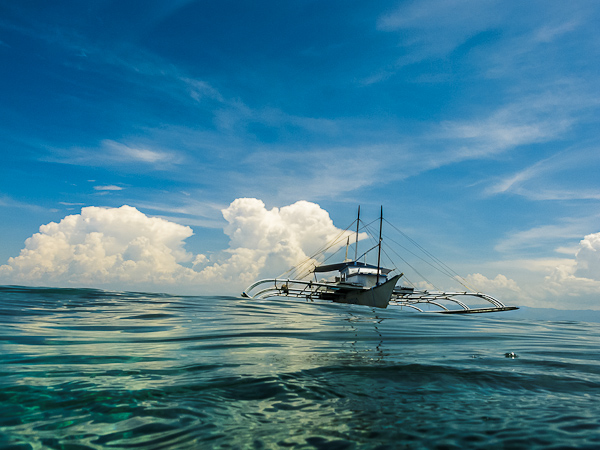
[313,261,392,288]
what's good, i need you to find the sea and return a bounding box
[1,286,600,449]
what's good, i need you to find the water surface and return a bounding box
[1,286,599,449]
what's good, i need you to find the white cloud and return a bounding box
[463,273,522,296]
[573,233,600,280]
[98,139,182,165]
[195,198,355,287]
[94,185,123,191]
[482,144,600,200]
[495,220,592,253]
[181,77,224,103]
[0,199,354,294]
[377,0,504,62]
[0,196,45,211]
[376,0,593,84]
[240,146,390,202]
[439,92,578,161]
[45,139,183,169]
[470,231,600,310]
[534,20,579,43]
[535,232,600,308]
[0,205,197,288]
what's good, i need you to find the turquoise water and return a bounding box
[1,286,600,449]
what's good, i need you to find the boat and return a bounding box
[242,207,519,314]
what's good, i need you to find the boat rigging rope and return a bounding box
[273,215,477,293]
[383,219,477,292]
[286,217,379,280]
[276,219,357,280]
[363,222,440,290]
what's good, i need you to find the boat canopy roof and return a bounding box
[313,261,392,275]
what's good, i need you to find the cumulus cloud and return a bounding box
[543,233,600,306]
[0,199,353,294]
[0,205,197,288]
[572,233,600,280]
[458,232,600,310]
[486,231,600,310]
[463,273,522,297]
[194,198,354,287]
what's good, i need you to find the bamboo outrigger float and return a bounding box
[242,207,518,314]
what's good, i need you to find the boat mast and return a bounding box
[354,205,360,262]
[344,237,349,261]
[376,206,382,285]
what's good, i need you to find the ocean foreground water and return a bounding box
[1,286,600,449]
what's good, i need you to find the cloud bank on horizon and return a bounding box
[0,199,355,295]
[1,199,599,310]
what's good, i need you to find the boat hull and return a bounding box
[331,274,401,309]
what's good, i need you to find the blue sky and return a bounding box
[1,1,600,308]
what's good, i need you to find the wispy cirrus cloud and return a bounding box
[102,141,175,164]
[223,86,595,202]
[484,146,600,200]
[482,17,588,80]
[3,9,345,145]
[234,143,401,204]
[133,197,228,229]
[485,157,558,196]
[45,139,183,170]
[6,0,596,209]
[0,195,46,211]
[533,19,580,44]
[94,185,123,191]
[371,93,583,183]
[377,0,505,62]
[495,217,599,254]
[440,88,588,155]
[375,0,594,79]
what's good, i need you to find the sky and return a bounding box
[1,0,600,310]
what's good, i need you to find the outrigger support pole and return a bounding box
[242,279,518,314]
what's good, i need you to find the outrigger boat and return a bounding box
[242,207,518,314]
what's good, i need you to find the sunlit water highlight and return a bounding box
[1,286,600,449]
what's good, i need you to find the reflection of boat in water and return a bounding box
[242,207,518,314]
